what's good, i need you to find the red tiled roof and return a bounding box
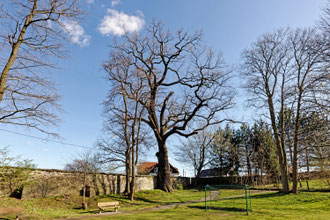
[137,162,158,174]
[137,162,179,175]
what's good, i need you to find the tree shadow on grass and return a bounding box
[134,197,185,205]
[188,205,247,212]
[250,192,286,199]
[299,189,330,193]
[207,192,284,203]
[134,197,160,204]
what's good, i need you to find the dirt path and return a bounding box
[56,190,277,220]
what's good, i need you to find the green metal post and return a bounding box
[249,187,252,212]
[245,185,249,215]
[205,185,207,211]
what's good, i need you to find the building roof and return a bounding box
[137,162,158,175]
[137,162,179,175]
[199,168,221,178]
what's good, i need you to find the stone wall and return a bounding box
[0,168,195,199]
[19,168,158,199]
[172,176,193,188]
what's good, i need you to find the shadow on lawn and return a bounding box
[134,197,185,205]
[250,192,286,199]
[188,205,246,212]
[134,197,161,204]
[208,191,284,203]
[299,189,330,193]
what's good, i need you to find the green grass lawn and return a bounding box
[0,188,206,219]
[97,188,206,212]
[254,178,330,191]
[0,179,329,219]
[92,191,330,220]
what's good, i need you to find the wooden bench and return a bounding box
[0,208,23,220]
[97,201,120,213]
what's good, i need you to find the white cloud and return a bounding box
[111,0,120,7]
[62,20,91,47]
[86,0,94,4]
[98,9,144,36]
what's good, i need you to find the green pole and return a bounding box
[249,187,252,212]
[205,185,207,211]
[245,185,249,215]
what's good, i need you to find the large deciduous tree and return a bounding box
[241,27,328,193]
[241,29,291,193]
[103,21,234,192]
[288,28,328,193]
[0,0,83,135]
[99,52,151,201]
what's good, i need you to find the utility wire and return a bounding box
[0,128,92,149]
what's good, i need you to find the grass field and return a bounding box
[94,191,330,220]
[254,178,330,191]
[0,189,206,219]
[0,179,329,219]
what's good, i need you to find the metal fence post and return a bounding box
[205,185,207,211]
[245,185,249,215]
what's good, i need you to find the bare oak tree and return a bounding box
[0,0,82,135]
[100,52,151,200]
[241,29,291,193]
[288,28,329,193]
[104,21,234,192]
[242,27,329,193]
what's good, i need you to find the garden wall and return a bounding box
[0,168,195,199]
[20,168,157,199]
[2,167,286,199]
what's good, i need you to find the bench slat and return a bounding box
[97,201,120,213]
[98,202,119,206]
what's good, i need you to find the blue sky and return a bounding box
[0,0,327,176]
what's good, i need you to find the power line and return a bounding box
[0,128,92,149]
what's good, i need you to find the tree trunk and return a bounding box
[305,148,310,178]
[286,133,294,169]
[268,98,290,193]
[292,93,302,194]
[219,151,224,176]
[246,145,252,184]
[292,136,298,193]
[0,0,37,103]
[196,167,202,184]
[156,141,173,192]
[82,186,87,210]
[124,148,131,195]
[129,162,136,201]
[129,140,136,201]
